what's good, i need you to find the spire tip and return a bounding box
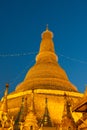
[6,83,9,88]
[46,24,49,30]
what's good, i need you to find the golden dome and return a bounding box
[16,27,78,92]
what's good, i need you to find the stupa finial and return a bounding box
[46,24,49,30]
[5,83,9,96]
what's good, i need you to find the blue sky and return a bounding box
[0,0,87,96]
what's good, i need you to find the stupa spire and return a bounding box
[15,96,28,128]
[0,84,12,129]
[41,98,52,127]
[0,83,9,113]
[61,94,77,129]
[24,90,38,130]
[36,26,58,63]
[46,24,49,30]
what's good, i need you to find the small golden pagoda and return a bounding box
[0,27,84,129]
[0,84,14,130]
[61,94,78,130]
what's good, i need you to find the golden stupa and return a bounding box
[2,27,83,129]
[16,27,77,92]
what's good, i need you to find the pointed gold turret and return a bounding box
[0,83,9,113]
[16,27,78,92]
[41,98,52,127]
[0,84,12,128]
[61,94,77,130]
[24,90,39,130]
